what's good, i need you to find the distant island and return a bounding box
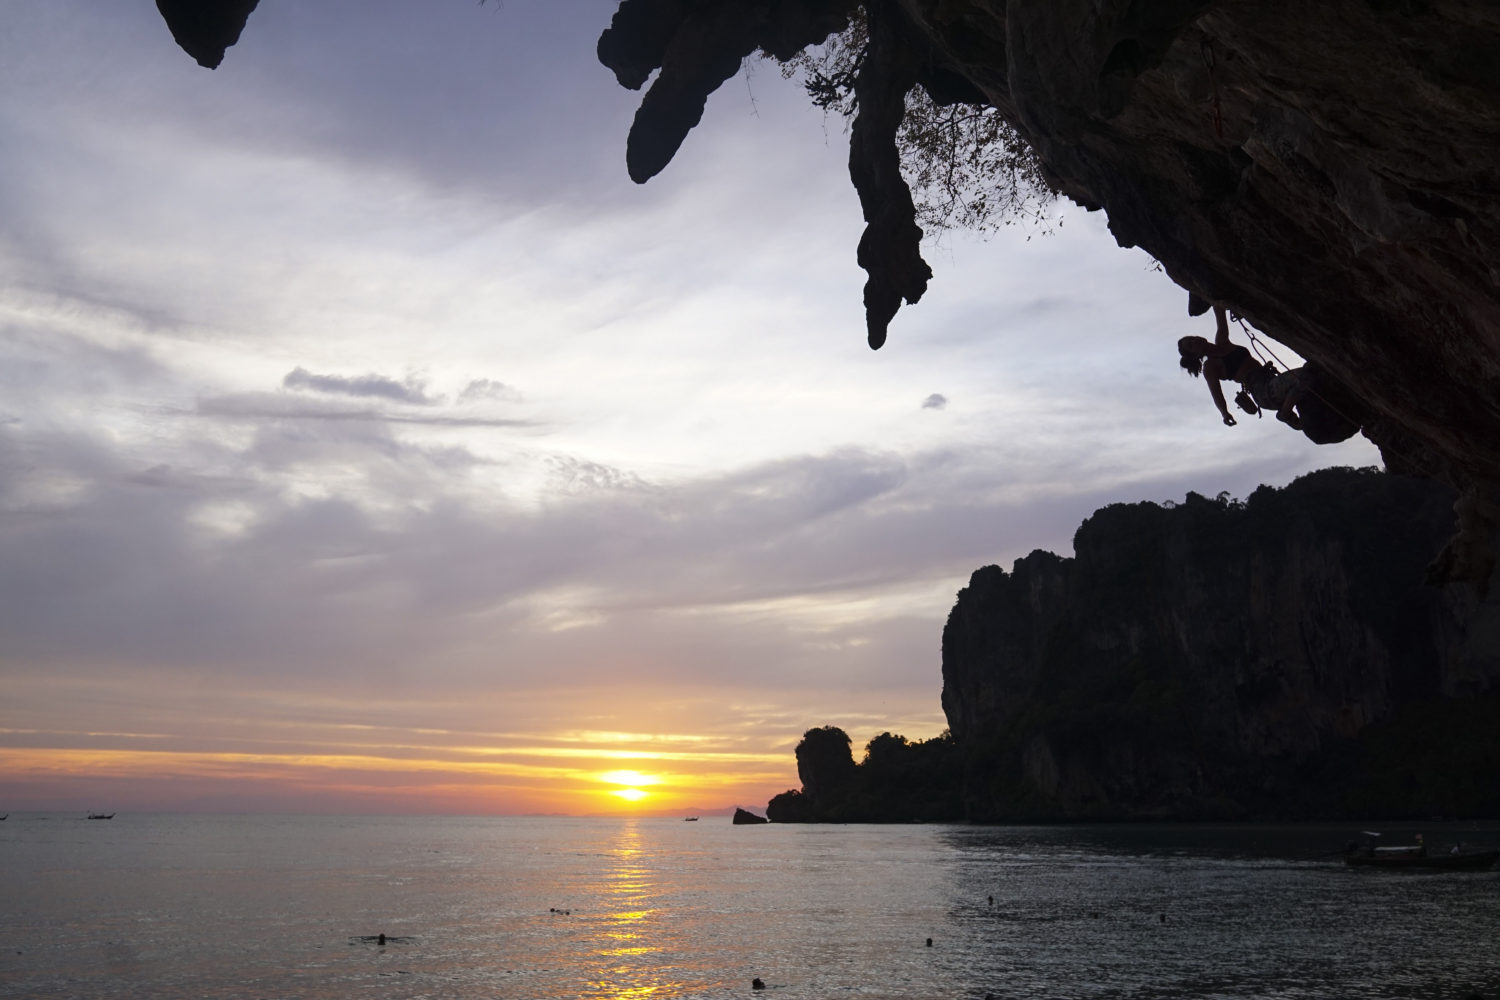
[769,467,1500,823]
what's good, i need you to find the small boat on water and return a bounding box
[1346,847,1499,870]
[684,817,699,822]
[87,812,115,820]
[1345,833,1498,870]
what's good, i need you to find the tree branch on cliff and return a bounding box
[775,8,1058,238]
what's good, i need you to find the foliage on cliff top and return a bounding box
[769,726,963,822]
[771,7,1058,237]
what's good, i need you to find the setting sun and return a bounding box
[599,770,660,789]
[599,769,659,804]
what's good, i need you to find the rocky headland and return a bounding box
[774,468,1500,822]
[767,726,963,823]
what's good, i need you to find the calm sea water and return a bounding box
[2,814,1497,999]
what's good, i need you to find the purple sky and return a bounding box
[0,0,1379,814]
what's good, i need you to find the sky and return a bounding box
[0,0,1380,816]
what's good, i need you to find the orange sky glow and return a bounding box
[2,666,949,815]
[0,744,790,815]
[0,734,806,815]
[0,683,948,815]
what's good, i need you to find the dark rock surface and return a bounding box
[590,0,1500,582]
[940,467,1500,820]
[732,806,768,824]
[768,727,963,822]
[793,724,858,808]
[155,0,260,69]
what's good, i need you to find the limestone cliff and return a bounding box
[593,0,1500,585]
[940,467,1500,820]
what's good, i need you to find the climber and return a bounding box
[1177,305,1303,427]
[1177,303,1365,445]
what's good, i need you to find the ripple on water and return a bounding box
[3,816,1498,999]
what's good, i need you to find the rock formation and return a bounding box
[154,0,260,69]
[765,469,1498,820]
[157,2,1500,580]
[732,806,769,824]
[768,727,963,822]
[794,724,859,807]
[593,0,1500,585]
[940,467,1500,820]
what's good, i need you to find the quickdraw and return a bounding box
[1201,39,1224,139]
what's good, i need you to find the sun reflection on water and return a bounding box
[581,818,692,999]
[586,983,672,1000]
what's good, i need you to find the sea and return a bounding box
[2,814,1497,1000]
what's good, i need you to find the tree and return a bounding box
[773,8,1058,238]
[861,731,911,776]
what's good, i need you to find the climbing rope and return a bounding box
[1232,314,1365,431]
[1235,315,1284,370]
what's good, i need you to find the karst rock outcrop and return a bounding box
[940,467,1500,820]
[160,1,1500,579]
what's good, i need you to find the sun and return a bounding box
[599,769,660,804]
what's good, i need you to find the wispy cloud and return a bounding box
[194,393,535,429]
[283,366,437,405]
[458,378,521,403]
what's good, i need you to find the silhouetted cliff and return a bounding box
[767,727,963,822]
[590,0,1500,587]
[941,467,1500,820]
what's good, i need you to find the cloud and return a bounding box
[283,366,436,405]
[0,0,1387,813]
[547,455,653,496]
[0,404,1371,733]
[458,378,522,404]
[195,392,534,429]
